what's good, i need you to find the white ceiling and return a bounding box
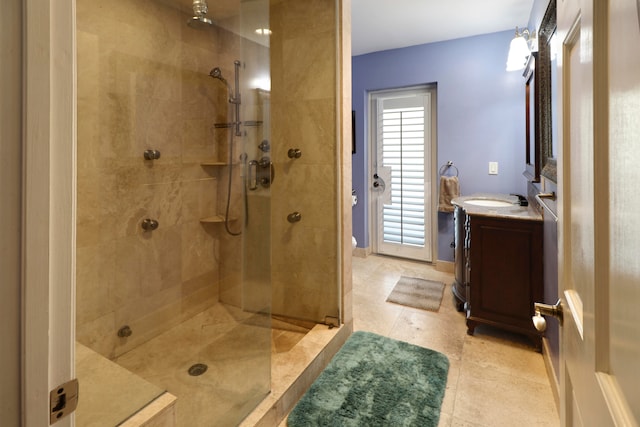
[351,0,535,56]
[171,0,534,56]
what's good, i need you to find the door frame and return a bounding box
[22,0,76,425]
[367,85,438,262]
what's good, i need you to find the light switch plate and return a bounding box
[489,162,498,175]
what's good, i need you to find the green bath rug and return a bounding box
[288,331,449,427]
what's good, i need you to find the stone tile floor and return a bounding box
[114,303,309,426]
[281,254,559,427]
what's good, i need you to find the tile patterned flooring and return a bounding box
[344,254,560,427]
[84,253,559,426]
[113,303,310,426]
[279,254,560,426]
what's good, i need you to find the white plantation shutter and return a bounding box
[374,91,432,261]
[380,102,425,246]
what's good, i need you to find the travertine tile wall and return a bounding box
[76,0,349,358]
[75,0,250,359]
[269,0,347,323]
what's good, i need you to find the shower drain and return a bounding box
[188,363,208,376]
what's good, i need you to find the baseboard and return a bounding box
[435,260,454,273]
[352,246,369,258]
[542,337,560,414]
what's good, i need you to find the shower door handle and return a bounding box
[247,157,274,191]
[248,160,259,190]
[258,157,275,187]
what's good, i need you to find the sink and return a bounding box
[464,199,514,208]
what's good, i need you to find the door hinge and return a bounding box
[50,379,79,424]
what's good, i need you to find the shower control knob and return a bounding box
[258,140,270,152]
[141,218,159,231]
[144,149,161,160]
[287,148,302,159]
[287,212,302,223]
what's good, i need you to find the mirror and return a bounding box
[538,0,557,182]
[524,52,540,182]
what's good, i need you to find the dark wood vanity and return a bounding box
[452,198,544,349]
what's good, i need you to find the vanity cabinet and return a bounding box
[465,214,543,349]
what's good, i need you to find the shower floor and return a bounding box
[114,303,310,426]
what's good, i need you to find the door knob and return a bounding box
[532,299,563,331]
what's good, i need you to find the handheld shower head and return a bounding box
[211,61,242,136]
[209,67,231,90]
[210,67,223,79]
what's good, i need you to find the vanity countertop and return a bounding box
[452,193,542,221]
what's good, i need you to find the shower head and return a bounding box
[187,0,213,29]
[188,15,213,29]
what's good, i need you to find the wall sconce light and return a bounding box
[506,27,536,71]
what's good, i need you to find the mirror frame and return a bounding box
[537,0,557,182]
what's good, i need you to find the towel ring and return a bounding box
[439,161,459,177]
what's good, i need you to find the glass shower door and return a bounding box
[74,0,272,425]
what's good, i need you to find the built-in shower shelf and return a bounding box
[200,161,228,167]
[214,120,263,129]
[199,215,237,224]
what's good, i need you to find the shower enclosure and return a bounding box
[74,0,346,425]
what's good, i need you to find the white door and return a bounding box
[22,1,76,426]
[370,87,435,262]
[557,0,639,424]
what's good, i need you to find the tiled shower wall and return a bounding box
[75,0,260,359]
[269,0,341,323]
[76,0,349,358]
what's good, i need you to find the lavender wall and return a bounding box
[529,0,559,384]
[352,30,527,262]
